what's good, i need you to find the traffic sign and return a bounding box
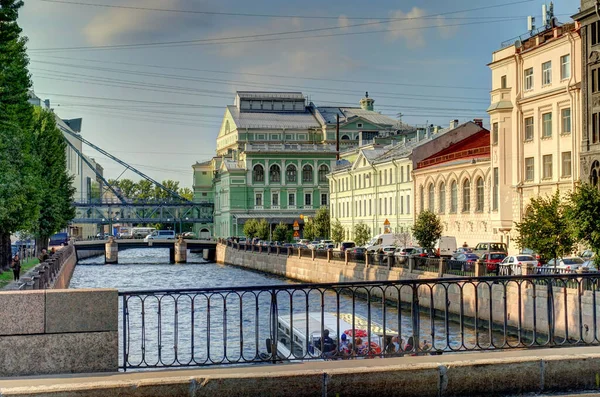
[293,220,300,230]
[293,230,300,238]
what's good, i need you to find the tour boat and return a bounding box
[269,311,396,360]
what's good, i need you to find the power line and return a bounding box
[28,0,531,51]
[38,0,534,20]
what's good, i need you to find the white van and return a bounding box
[435,236,457,257]
[144,230,176,241]
[365,234,397,252]
[132,227,156,239]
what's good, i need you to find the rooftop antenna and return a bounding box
[542,4,548,26]
[527,15,536,34]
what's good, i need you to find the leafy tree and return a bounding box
[273,222,288,242]
[118,179,138,199]
[136,180,154,202]
[353,222,371,247]
[568,183,600,264]
[155,179,180,201]
[314,207,330,239]
[331,218,344,244]
[179,187,193,201]
[515,190,574,264]
[412,210,443,250]
[243,219,258,239]
[256,219,269,241]
[31,108,75,250]
[303,218,317,241]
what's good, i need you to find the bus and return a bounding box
[131,227,156,239]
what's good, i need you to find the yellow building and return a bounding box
[487,22,581,248]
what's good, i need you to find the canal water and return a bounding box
[71,249,514,369]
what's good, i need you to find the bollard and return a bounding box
[387,253,393,269]
[38,268,46,289]
[408,256,415,272]
[32,273,40,290]
[438,258,445,277]
[276,247,280,256]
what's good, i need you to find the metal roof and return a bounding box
[236,91,305,100]
[228,106,321,129]
[315,106,401,128]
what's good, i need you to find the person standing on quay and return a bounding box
[11,254,21,281]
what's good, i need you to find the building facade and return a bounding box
[574,1,600,185]
[487,22,581,248]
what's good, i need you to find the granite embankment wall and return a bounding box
[217,244,600,342]
[0,289,118,376]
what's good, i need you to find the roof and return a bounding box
[193,160,212,167]
[236,91,305,100]
[316,106,401,128]
[227,105,320,129]
[417,130,491,169]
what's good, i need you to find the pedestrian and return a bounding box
[50,247,56,256]
[462,241,468,248]
[38,248,49,263]
[11,254,21,281]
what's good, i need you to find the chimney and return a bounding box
[473,118,483,127]
[450,119,459,129]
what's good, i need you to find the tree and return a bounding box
[117,179,138,199]
[303,218,317,241]
[314,207,330,239]
[353,222,371,247]
[179,187,193,201]
[412,210,443,250]
[31,108,75,251]
[395,231,412,248]
[243,219,258,239]
[155,179,180,201]
[331,218,344,244]
[272,222,288,242]
[568,183,600,264]
[136,180,154,202]
[515,190,575,264]
[256,219,269,241]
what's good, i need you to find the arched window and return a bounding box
[428,183,434,211]
[419,185,424,212]
[450,181,457,213]
[439,182,446,214]
[341,135,350,140]
[476,177,484,211]
[319,165,329,183]
[462,179,471,212]
[269,164,281,183]
[302,164,313,183]
[286,165,297,183]
[253,164,264,183]
[591,161,600,187]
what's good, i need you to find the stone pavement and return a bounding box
[2,347,600,396]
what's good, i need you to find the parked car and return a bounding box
[581,260,598,272]
[144,230,176,241]
[520,248,543,264]
[499,255,538,275]
[453,247,472,257]
[447,253,480,271]
[473,242,508,258]
[410,247,437,258]
[181,232,197,239]
[580,250,596,260]
[340,241,356,252]
[478,252,507,273]
[49,232,69,246]
[348,247,366,260]
[435,236,457,258]
[540,257,586,273]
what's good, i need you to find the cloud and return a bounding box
[385,7,458,48]
[338,15,350,30]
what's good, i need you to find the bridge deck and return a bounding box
[74,239,216,251]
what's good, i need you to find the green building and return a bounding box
[194,91,406,238]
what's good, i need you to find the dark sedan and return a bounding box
[447,253,480,271]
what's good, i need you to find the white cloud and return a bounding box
[338,15,350,30]
[385,7,458,48]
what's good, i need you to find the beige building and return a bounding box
[413,121,493,247]
[487,22,581,249]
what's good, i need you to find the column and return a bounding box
[105,237,118,264]
[175,237,187,264]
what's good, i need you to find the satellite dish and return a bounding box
[515,39,522,49]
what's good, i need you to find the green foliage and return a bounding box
[302,218,317,241]
[256,219,269,241]
[243,219,258,239]
[107,178,193,202]
[568,183,600,264]
[314,207,330,239]
[331,218,344,244]
[515,190,574,263]
[179,187,193,201]
[273,222,288,242]
[412,210,443,249]
[353,222,371,247]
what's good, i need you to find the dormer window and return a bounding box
[357,123,363,128]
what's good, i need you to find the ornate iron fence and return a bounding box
[120,273,600,371]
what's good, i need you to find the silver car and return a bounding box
[540,257,587,274]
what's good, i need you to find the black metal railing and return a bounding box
[120,273,600,371]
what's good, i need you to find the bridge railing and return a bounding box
[119,273,600,371]
[19,244,74,290]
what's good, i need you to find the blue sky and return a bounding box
[19,0,576,188]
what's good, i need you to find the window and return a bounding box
[288,193,295,206]
[255,193,262,207]
[594,69,599,93]
[384,169,387,185]
[524,68,533,90]
[286,165,297,183]
[406,195,410,214]
[302,164,313,183]
[400,196,404,214]
[542,112,552,138]
[593,21,600,46]
[543,154,553,179]
[450,181,457,213]
[272,192,279,206]
[379,198,382,215]
[560,55,570,80]
[492,122,498,145]
[542,61,552,86]
[400,166,404,182]
[594,113,600,144]
[493,167,499,211]
[253,164,264,183]
[561,152,572,178]
[501,75,507,89]
[321,193,328,206]
[524,117,534,141]
[369,199,372,216]
[384,197,387,215]
[304,193,312,206]
[476,177,484,212]
[439,182,446,214]
[419,186,424,213]
[379,171,382,185]
[428,184,434,211]
[269,164,281,183]
[561,108,571,134]
[357,123,363,128]
[525,157,534,181]
[462,179,470,212]
[406,165,410,181]
[318,165,329,183]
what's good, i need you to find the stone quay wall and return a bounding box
[0,288,118,376]
[217,244,600,342]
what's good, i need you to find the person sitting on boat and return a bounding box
[384,335,395,355]
[338,333,351,358]
[315,329,337,359]
[404,336,415,355]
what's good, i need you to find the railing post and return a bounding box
[276,246,280,256]
[311,249,315,261]
[298,248,302,259]
[344,250,349,265]
[408,256,415,273]
[327,249,331,263]
[475,261,484,277]
[387,253,392,269]
[365,252,370,267]
[547,281,555,345]
[438,258,444,276]
[411,285,420,354]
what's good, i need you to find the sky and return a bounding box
[18,0,577,188]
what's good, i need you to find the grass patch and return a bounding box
[0,258,39,289]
